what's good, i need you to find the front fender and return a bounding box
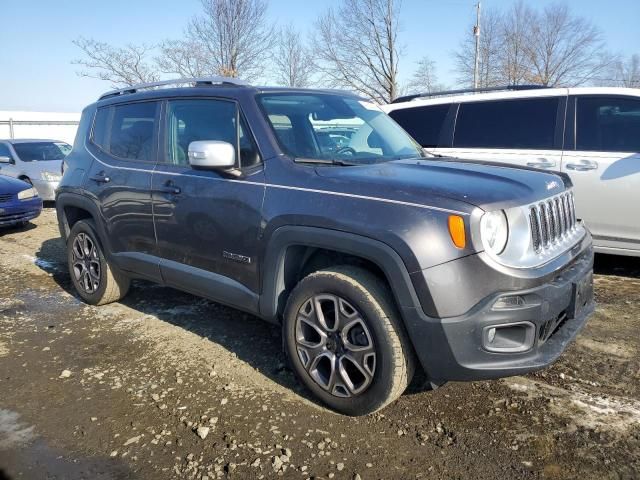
[259,225,431,323]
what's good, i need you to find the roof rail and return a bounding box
[391,84,549,104]
[98,76,248,100]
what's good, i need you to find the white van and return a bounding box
[384,86,640,257]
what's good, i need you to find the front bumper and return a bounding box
[0,197,43,227]
[402,240,595,382]
[31,179,59,201]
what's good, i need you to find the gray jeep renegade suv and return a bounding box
[56,77,595,415]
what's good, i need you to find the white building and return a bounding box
[0,111,80,145]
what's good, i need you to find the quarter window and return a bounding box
[576,96,640,152]
[454,98,559,150]
[92,102,158,162]
[388,104,450,148]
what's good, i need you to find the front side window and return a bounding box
[92,102,158,162]
[165,99,260,168]
[258,93,424,164]
[388,104,450,148]
[576,96,640,152]
[454,97,559,150]
[0,143,12,159]
[12,141,71,161]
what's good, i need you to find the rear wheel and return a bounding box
[283,265,415,416]
[67,220,130,305]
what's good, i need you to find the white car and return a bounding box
[0,139,70,201]
[384,86,640,257]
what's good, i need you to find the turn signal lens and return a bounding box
[448,215,466,249]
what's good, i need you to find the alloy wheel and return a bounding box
[295,294,376,398]
[71,232,101,294]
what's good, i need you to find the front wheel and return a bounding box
[283,266,415,416]
[67,220,130,305]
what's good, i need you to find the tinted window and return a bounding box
[576,96,640,152]
[0,143,11,159]
[388,104,450,148]
[12,142,71,161]
[454,98,559,149]
[92,102,158,162]
[166,99,241,167]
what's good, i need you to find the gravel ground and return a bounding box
[0,208,639,480]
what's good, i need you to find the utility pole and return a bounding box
[473,2,481,89]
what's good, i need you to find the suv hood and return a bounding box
[314,158,569,212]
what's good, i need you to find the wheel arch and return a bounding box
[55,193,113,256]
[259,226,425,326]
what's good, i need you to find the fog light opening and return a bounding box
[482,322,535,353]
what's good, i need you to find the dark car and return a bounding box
[0,174,43,228]
[56,77,595,415]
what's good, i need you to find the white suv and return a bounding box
[384,86,640,257]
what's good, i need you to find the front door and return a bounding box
[152,98,265,308]
[561,95,640,254]
[84,101,160,280]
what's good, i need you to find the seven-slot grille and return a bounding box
[529,192,577,252]
[0,193,14,204]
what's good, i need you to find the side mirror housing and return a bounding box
[188,141,235,169]
[0,156,11,164]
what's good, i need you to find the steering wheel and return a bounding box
[335,146,357,156]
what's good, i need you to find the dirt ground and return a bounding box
[0,208,639,480]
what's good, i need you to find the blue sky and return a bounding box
[1,0,638,112]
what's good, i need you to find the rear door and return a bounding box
[152,97,265,307]
[84,101,161,281]
[561,94,640,253]
[441,96,564,170]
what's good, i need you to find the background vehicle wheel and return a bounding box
[19,176,33,186]
[283,265,415,416]
[67,219,130,305]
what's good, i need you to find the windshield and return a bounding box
[13,142,71,162]
[258,93,424,164]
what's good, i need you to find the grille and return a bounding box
[529,192,577,253]
[0,193,14,204]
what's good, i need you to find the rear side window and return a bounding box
[0,143,11,159]
[92,102,158,162]
[576,96,640,152]
[454,98,559,149]
[388,104,450,148]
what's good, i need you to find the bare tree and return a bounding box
[72,37,159,87]
[314,0,402,103]
[185,0,275,79]
[156,39,216,78]
[454,8,503,88]
[610,54,640,87]
[405,56,443,94]
[454,2,612,88]
[524,3,609,86]
[498,0,533,85]
[272,25,314,87]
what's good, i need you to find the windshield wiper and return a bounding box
[294,158,356,166]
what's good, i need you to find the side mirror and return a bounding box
[0,156,11,164]
[188,141,235,169]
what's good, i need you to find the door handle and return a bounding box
[89,172,110,184]
[152,181,181,195]
[565,160,598,171]
[526,159,556,168]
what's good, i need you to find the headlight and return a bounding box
[18,187,38,200]
[41,171,62,182]
[480,210,509,255]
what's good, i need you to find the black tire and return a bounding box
[67,219,130,305]
[283,265,416,416]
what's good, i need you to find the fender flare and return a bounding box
[259,226,423,323]
[55,192,114,257]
